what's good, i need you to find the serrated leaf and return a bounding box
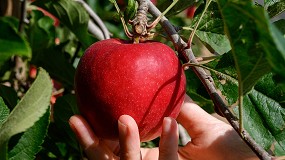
[0,17,31,67]
[0,85,18,109]
[0,68,52,154]
[242,89,285,154]
[267,1,285,18]
[8,108,50,160]
[124,0,137,21]
[254,73,285,107]
[208,56,285,154]
[217,0,277,94]
[53,94,80,150]
[32,0,96,48]
[0,98,9,126]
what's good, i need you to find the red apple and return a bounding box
[75,38,186,141]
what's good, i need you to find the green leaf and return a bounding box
[185,69,214,113]
[195,31,230,54]
[32,0,96,48]
[208,56,285,154]
[267,1,285,18]
[27,10,56,53]
[124,0,137,21]
[53,94,80,150]
[8,108,50,160]
[192,2,231,54]
[0,17,31,67]
[217,0,275,94]
[254,73,285,107]
[274,19,285,36]
[265,20,285,82]
[31,46,76,90]
[0,85,18,109]
[108,0,116,3]
[0,68,52,154]
[0,98,9,126]
[242,89,285,154]
[264,0,277,8]
[206,52,239,105]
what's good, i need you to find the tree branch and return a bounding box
[147,1,272,159]
[75,0,110,40]
[18,0,27,32]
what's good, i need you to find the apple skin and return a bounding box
[75,38,186,142]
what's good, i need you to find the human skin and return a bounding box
[69,95,258,160]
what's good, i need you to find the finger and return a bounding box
[176,94,219,137]
[158,117,179,160]
[118,115,142,160]
[69,115,117,160]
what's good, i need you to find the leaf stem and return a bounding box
[187,0,212,47]
[239,88,244,133]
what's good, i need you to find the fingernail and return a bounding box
[163,117,172,134]
[118,120,127,136]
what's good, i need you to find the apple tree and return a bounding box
[0,0,284,159]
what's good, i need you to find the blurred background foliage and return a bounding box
[0,0,285,159]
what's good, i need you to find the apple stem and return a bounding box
[129,0,151,42]
[147,2,272,160]
[129,0,178,43]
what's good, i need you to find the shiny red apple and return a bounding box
[74,38,186,141]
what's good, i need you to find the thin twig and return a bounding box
[147,1,272,159]
[187,0,212,47]
[88,20,105,40]
[18,0,26,32]
[75,0,110,40]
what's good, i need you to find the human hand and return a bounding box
[175,95,258,160]
[69,95,258,160]
[69,114,141,160]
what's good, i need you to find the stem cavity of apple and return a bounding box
[112,0,178,43]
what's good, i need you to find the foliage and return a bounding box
[0,0,284,159]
